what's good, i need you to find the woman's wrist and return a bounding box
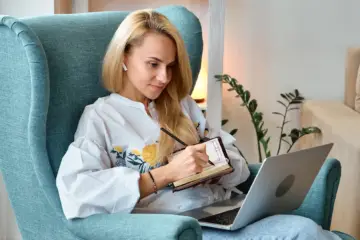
[159,163,175,184]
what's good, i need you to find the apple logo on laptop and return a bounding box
[275,174,295,198]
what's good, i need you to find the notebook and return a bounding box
[169,137,234,192]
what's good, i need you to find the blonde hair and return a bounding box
[102,9,200,163]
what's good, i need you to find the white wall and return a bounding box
[0,0,54,17]
[222,0,360,163]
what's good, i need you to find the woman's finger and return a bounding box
[192,143,207,152]
[194,151,209,165]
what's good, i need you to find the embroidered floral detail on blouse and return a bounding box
[126,151,149,173]
[194,121,200,131]
[111,144,162,173]
[194,121,210,138]
[131,149,141,156]
[142,144,158,167]
[204,128,209,137]
[113,146,123,152]
[111,146,127,167]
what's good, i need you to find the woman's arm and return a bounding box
[139,165,172,198]
[56,137,142,219]
[139,143,210,198]
[181,95,250,188]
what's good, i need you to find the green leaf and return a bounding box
[295,89,300,97]
[258,131,264,140]
[289,92,295,98]
[222,119,229,126]
[214,74,223,79]
[235,85,244,94]
[265,151,271,157]
[285,93,292,100]
[301,126,321,135]
[230,129,238,136]
[289,129,300,143]
[253,112,263,121]
[277,100,287,108]
[223,74,231,81]
[263,129,268,136]
[289,107,300,111]
[272,112,285,117]
[281,133,286,138]
[243,91,250,103]
[290,100,302,104]
[280,94,289,101]
[249,99,258,113]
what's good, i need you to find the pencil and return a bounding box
[160,127,187,147]
[160,127,215,166]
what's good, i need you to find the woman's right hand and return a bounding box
[165,143,209,182]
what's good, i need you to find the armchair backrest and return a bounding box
[0,6,203,239]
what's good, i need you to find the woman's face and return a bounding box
[123,31,177,101]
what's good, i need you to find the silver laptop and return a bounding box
[179,143,333,231]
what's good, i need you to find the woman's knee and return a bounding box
[272,214,320,228]
[241,214,322,237]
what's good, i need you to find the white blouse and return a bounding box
[56,93,250,219]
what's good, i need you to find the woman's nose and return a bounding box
[156,67,168,83]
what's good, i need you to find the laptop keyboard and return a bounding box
[199,207,240,225]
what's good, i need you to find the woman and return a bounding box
[56,9,340,239]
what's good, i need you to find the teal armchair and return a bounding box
[0,5,354,240]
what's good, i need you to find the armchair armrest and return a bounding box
[237,158,341,230]
[291,158,340,230]
[67,213,202,240]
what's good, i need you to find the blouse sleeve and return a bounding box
[182,96,250,189]
[56,107,141,220]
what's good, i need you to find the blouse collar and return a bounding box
[110,93,155,111]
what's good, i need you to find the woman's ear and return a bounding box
[122,63,128,71]
[123,56,128,71]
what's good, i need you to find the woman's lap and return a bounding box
[202,214,342,240]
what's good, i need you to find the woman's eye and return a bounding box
[149,62,158,68]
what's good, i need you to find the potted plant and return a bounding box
[216,74,321,163]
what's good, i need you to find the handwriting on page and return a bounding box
[206,138,227,165]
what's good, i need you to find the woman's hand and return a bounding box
[165,143,209,182]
